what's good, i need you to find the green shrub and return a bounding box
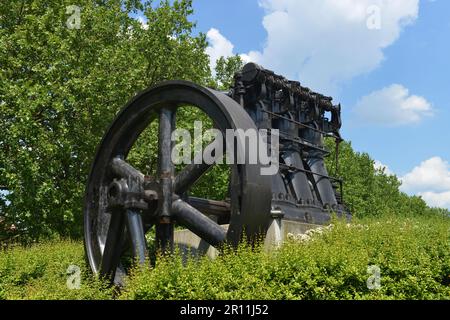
[121,215,450,300]
[1,215,449,300]
[0,240,111,300]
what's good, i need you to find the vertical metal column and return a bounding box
[282,150,315,202]
[156,107,175,253]
[304,130,338,207]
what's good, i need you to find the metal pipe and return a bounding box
[279,163,342,182]
[172,199,227,248]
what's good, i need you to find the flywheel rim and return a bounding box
[83,81,272,282]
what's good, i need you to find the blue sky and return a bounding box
[189,0,450,209]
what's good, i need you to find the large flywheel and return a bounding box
[83,81,272,284]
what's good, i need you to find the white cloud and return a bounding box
[205,1,421,93]
[401,157,450,193]
[205,28,260,73]
[374,160,393,175]
[419,191,450,209]
[370,157,450,209]
[354,84,433,126]
[206,28,235,72]
[400,157,450,209]
[239,0,419,93]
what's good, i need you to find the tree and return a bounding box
[324,139,440,218]
[207,55,244,91]
[215,55,244,90]
[0,0,210,241]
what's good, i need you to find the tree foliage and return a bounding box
[324,139,440,218]
[0,0,210,240]
[0,0,445,243]
[210,55,244,91]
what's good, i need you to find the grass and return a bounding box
[1,215,449,300]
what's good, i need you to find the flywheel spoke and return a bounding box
[100,209,125,281]
[174,163,212,195]
[157,107,174,218]
[156,107,176,252]
[110,157,144,181]
[174,138,226,195]
[172,199,226,247]
[155,221,174,254]
[125,210,147,264]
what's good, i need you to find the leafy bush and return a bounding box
[0,240,111,299]
[121,215,450,300]
[1,215,448,300]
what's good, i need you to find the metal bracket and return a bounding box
[107,178,148,211]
